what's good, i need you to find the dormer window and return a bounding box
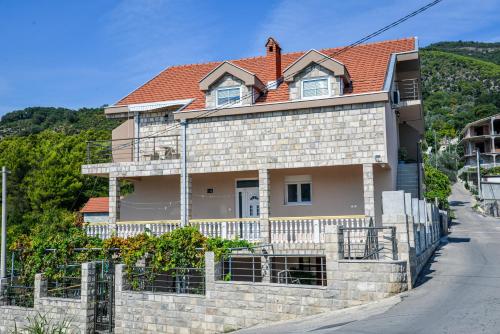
[216,86,241,107]
[301,77,330,99]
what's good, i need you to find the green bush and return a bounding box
[424,163,452,209]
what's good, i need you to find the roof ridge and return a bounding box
[163,37,415,69]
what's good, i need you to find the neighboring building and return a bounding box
[82,37,424,238]
[80,197,109,223]
[461,113,500,168]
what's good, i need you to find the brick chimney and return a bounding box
[265,37,282,82]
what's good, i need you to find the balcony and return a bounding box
[396,78,420,101]
[86,135,180,164]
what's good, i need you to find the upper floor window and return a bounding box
[216,86,241,107]
[301,77,330,99]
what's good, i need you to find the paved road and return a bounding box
[238,183,500,334]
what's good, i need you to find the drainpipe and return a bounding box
[181,119,189,226]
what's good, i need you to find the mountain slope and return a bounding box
[0,107,120,138]
[425,41,500,65]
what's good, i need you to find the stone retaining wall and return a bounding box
[114,228,409,334]
[0,263,95,334]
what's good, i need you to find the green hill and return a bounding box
[0,106,120,138]
[420,48,500,145]
[425,41,500,65]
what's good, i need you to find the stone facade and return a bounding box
[83,102,387,178]
[186,102,387,174]
[0,263,95,334]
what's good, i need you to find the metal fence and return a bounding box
[218,256,263,283]
[124,267,205,295]
[340,227,397,260]
[86,134,180,164]
[217,255,327,286]
[1,277,34,308]
[270,256,326,286]
[46,265,82,299]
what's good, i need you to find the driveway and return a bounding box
[237,183,500,333]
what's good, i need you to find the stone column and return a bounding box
[34,273,47,308]
[180,174,192,226]
[109,177,120,228]
[204,252,215,301]
[258,169,271,243]
[81,262,96,334]
[362,163,375,218]
[324,225,343,302]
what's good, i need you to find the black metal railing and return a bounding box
[86,134,180,164]
[46,264,82,299]
[340,227,397,260]
[218,256,263,283]
[217,255,327,286]
[124,267,205,295]
[270,255,326,286]
[396,78,420,101]
[1,278,34,308]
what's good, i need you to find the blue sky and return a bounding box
[0,0,499,116]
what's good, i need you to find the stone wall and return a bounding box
[0,263,95,334]
[186,102,387,174]
[334,260,408,306]
[114,226,410,334]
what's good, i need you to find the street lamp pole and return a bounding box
[1,166,7,279]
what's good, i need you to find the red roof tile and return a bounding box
[116,38,415,111]
[80,197,109,213]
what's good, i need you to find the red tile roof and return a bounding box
[116,38,415,111]
[80,197,109,213]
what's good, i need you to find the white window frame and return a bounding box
[216,86,242,107]
[301,76,331,100]
[285,175,312,206]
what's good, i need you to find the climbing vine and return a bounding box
[10,226,252,287]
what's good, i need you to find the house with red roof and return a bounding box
[80,197,109,224]
[82,37,424,241]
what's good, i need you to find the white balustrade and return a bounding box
[269,216,369,244]
[192,219,260,242]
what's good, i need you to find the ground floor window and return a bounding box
[285,175,312,205]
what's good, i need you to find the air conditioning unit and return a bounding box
[392,90,401,105]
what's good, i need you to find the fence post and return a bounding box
[81,262,96,334]
[204,252,215,297]
[382,191,416,288]
[34,273,47,308]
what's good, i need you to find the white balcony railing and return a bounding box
[85,215,369,244]
[270,216,370,244]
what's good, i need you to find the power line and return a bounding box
[97,0,444,150]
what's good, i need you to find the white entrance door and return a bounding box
[236,181,260,218]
